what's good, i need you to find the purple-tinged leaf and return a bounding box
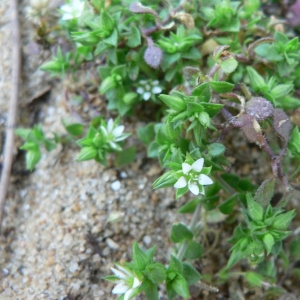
[287,0,300,27]
[246,97,274,121]
[254,178,275,207]
[230,115,265,146]
[144,45,163,69]
[273,109,291,143]
[129,2,159,18]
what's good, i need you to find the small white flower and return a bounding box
[110,264,142,300]
[100,119,129,151]
[60,0,84,21]
[174,158,213,196]
[136,79,163,101]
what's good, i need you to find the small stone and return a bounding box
[63,233,73,246]
[55,264,63,273]
[120,171,128,178]
[106,238,120,250]
[111,180,121,191]
[102,247,110,256]
[69,260,79,273]
[143,235,152,245]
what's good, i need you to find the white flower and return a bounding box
[174,158,213,195]
[60,0,84,21]
[136,79,162,101]
[110,264,142,300]
[100,119,129,150]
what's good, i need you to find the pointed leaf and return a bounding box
[210,81,234,93]
[254,178,275,206]
[170,223,193,243]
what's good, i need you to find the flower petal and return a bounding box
[132,277,141,288]
[124,288,135,300]
[152,86,162,94]
[198,174,213,185]
[182,163,192,174]
[192,158,204,172]
[188,182,199,195]
[110,267,127,279]
[136,87,144,94]
[174,176,187,188]
[143,92,151,101]
[115,264,133,277]
[107,119,114,133]
[113,125,124,137]
[112,283,129,294]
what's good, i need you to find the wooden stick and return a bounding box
[0,0,21,232]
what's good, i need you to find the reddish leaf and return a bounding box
[129,2,158,18]
[144,46,163,69]
[273,109,291,143]
[246,97,274,121]
[230,114,265,146]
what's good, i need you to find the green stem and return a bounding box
[177,202,202,260]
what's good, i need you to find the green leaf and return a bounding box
[219,194,238,214]
[133,242,149,270]
[210,81,234,93]
[170,223,193,243]
[145,263,166,284]
[159,94,186,111]
[25,149,41,171]
[182,262,201,286]
[144,281,159,300]
[104,29,118,47]
[201,103,224,117]
[247,193,264,222]
[15,128,31,140]
[246,67,266,92]
[178,198,201,214]
[191,82,211,102]
[172,275,190,299]
[100,10,115,34]
[116,147,135,166]
[64,123,84,136]
[263,233,275,255]
[221,58,238,74]
[227,249,244,269]
[254,178,275,206]
[290,238,300,260]
[184,240,204,259]
[137,123,155,145]
[44,139,56,152]
[153,171,177,189]
[244,272,264,287]
[207,143,226,157]
[271,210,296,230]
[77,146,97,161]
[168,255,183,274]
[126,27,141,48]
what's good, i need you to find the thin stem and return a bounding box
[142,1,185,36]
[0,0,20,232]
[176,202,202,260]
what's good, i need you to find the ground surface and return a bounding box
[1,1,300,300]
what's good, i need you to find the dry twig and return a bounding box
[0,0,21,232]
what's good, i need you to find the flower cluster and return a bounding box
[174,158,213,195]
[60,0,84,21]
[110,264,142,300]
[136,79,162,101]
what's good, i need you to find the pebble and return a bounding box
[111,180,121,191]
[63,234,73,246]
[69,260,79,273]
[143,235,152,245]
[106,238,119,250]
